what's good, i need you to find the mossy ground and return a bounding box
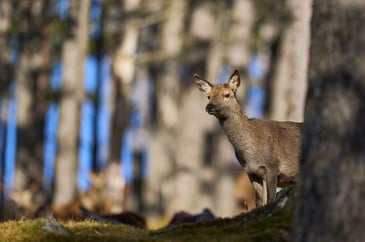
[0,187,295,242]
[0,219,148,242]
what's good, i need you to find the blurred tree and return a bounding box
[270,0,312,122]
[157,0,188,213]
[203,0,226,82]
[226,0,254,70]
[0,0,12,94]
[109,0,140,165]
[0,0,12,217]
[13,0,52,191]
[294,0,365,241]
[108,0,142,212]
[53,0,90,206]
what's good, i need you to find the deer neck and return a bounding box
[218,104,252,155]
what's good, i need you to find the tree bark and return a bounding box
[294,1,365,241]
[53,0,90,206]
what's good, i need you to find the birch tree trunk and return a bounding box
[270,0,312,122]
[294,0,365,241]
[53,0,90,206]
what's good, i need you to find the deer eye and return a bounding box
[224,93,230,98]
[207,96,211,100]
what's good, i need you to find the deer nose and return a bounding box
[206,103,215,113]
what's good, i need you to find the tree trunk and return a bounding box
[154,0,189,214]
[13,1,50,191]
[294,1,365,241]
[226,0,254,69]
[110,0,140,162]
[0,0,12,94]
[14,52,36,191]
[53,0,90,206]
[270,0,312,122]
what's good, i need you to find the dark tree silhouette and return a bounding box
[294,0,365,241]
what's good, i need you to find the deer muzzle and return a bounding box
[205,103,216,114]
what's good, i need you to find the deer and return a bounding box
[194,70,302,207]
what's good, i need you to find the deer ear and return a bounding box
[228,70,241,93]
[194,74,212,96]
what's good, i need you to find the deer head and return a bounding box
[194,70,241,119]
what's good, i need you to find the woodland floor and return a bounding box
[0,187,296,242]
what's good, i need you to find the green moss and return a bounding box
[0,219,148,242]
[150,187,295,242]
[0,187,296,242]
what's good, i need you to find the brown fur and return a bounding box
[195,70,301,206]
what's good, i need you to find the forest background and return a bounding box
[0,0,312,221]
